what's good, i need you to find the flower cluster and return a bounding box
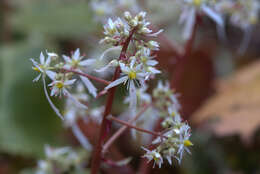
[216,0,260,29]
[30,11,192,171]
[177,0,224,40]
[142,81,193,167]
[35,145,89,174]
[100,11,162,111]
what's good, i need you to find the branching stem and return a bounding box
[107,115,167,139]
[102,104,151,154]
[62,68,111,85]
[90,29,136,174]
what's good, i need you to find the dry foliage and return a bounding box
[192,60,260,141]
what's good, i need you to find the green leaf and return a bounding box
[0,40,64,158]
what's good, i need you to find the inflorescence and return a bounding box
[30,11,191,170]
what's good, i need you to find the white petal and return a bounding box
[104,76,128,91]
[30,58,43,72]
[119,63,130,73]
[46,70,56,80]
[62,55,71,63]
[202,5,224,27]
[47,52,58,58]
[80,76,97,97]
[100,46,121,60]
[146,29,164,37]
[79,59,96,66]
[64,89,88,109]
[64,79,77,86]
[129,81,137,111]
[40,52,45,64]
[148,67,161,74]
[33,74,41,82]
[130,59,136,69]
[73,48,80,60]
[146,60,158,66]
[45,56,51,66]
[71,123,92,150]
[42,78,64,120]
[50,87,59,96]
[182,8,196,40]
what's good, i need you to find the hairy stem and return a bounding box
[102,104,151,154]
[62,68,111,85]
[90,29,136,174]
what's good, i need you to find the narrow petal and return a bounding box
[42,78,64,120]
[73,48,80,60]
[80,76,97,97]
[45,56,51,66]
[100,46,121,60]
[119,63,130,73]
[71,123,92,150]
[79,59,96,66]
[104,76,128,90]
[64,89,88,109]
[202,5,224,27]
[146,29,164,37]
[62,55,71,63]
[182,8,196,40]
[146,60,158,66]
[50,87,59,97]
[30,58,43,72]
[64,79,77,86]
[46,70,57,80]
[33,74,41,82]
[40,52,45,64]
[129,81,137,111]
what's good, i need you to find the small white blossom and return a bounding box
[30,52,54,82]
[142,147,163,168]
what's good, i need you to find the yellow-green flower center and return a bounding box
[33,65,44,72]
[193,0,201,6]
[71,59,79,67]
[184,140,193,146]
[170,111,176,117]
[128,71,137,79]
[56,82,64,89]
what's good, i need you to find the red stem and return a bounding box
[90,29,135,174]
[107,115,166,139]
[62,68,111,85]
[172,16,198,89]
[102,104,151,154]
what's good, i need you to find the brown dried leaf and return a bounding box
[192,60,260,141]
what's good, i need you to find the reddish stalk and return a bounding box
[90,29,136,174]
[62,68,111,85]
[172,16,198,89]
[107,115,167,139]
[102,104,151,154]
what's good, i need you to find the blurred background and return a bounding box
[1,0,260,173]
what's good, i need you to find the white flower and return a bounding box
[30,52,54,82]
[63,48,97,97]
[142,147,163,168]
[178,0,224,40]
[63,48,96,69]
[48,77,76,97]
[176,124,192,162]
[105,59,147,111]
